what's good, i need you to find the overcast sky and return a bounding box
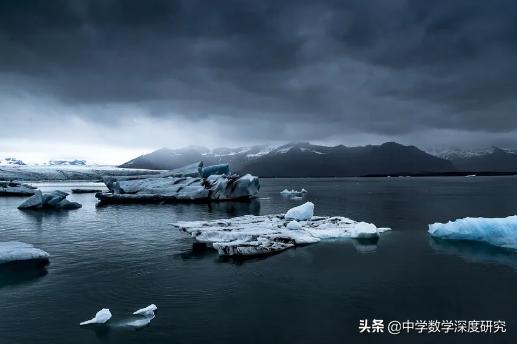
[1,0,517,164]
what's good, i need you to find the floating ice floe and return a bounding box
[18,190,82,210]
[0,241,50,265]
[280,188,308,197]
[428,215,517,249]
[0,181,37,196]
[133,304,157,317]
[96,162,259,204]
[172,202,390,256]
[80,308,112,326]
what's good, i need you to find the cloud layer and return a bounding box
[1,0,517,162]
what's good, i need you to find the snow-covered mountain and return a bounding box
[121,142,456,177]
[427,147,517,172]
[0,157,26,166]
[120,145,273,171]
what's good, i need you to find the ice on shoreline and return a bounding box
[0,242,50,265]
[428,215,517,249]
[172,202,390,256]
[18,190,82,210]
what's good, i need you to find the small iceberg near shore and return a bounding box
[428,215,517,249]
[0,181,37,196]
[172,202,390,257]
[18,190,82,210]
[0,241,50,265]
[80,308,112,326]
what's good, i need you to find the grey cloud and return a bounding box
[0,0,517,146]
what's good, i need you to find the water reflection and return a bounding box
[429,237,517,270]
[351,237,379,253]
[207,199,260,217]
[0,262,49,288]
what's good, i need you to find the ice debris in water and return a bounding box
[280,188,308,196]
[428,215,517,249]
[0,241,50,265]
[80,308,112,326]
[172,202,390,256]
[0,181,37,196]
[18,190,82,210]
[133,304,157,317]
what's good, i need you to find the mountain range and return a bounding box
[120,142,460,177]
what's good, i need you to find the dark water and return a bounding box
[1,177,517,344]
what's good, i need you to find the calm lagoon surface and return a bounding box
[1,177,517,344]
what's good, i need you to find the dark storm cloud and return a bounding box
[1,0,517,141]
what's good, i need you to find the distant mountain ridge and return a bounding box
[120,142,456,177]
[428,146,517,172]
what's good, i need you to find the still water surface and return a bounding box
[1,177,517,343]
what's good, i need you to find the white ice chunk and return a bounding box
[286,220,302,230]
[0,241,50,265]
[80,308,112,326]
[350,222,379,239]
[133,304,157,317]
[428,215,517,249]
[285,202,314,220]
[280,188,308,196]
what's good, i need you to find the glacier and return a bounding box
[18,190,82,210]
[428,215,517,249]
[172,202,390,257]
[0,165,160,181]
[0,242,50,265]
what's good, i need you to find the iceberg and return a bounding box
[96,162,259,204]
[0,241,50,265]
[133,304,157,317]
[428,215,517,249]
[80,308,112,326]
[0,181,37,196]
[172,203,390,257]
[285,202,314,220]
[280,188,308,197]
[18,190,82,210]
